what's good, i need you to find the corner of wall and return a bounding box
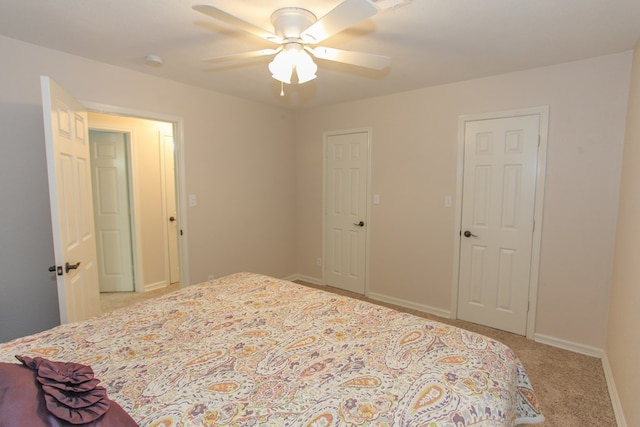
[533,333,603,358]
[602,352,628,427]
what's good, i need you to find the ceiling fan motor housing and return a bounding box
[270,8,317,41]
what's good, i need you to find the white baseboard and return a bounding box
[366,291,451,319]
[144,281,168,292]
[602,352,627,427]
[283,274,324,286]
[533,333,603,358]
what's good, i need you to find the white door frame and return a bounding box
[84,102,190,289]
[450,106,549,339]
[160,131,181,285]
[322,127,372,294]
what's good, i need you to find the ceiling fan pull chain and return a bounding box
[280,81,284,97]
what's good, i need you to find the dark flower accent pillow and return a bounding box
[0,356,137,427]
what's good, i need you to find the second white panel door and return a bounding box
[90,130,135,292]
[458,114,540,335]
[324,130,369,294]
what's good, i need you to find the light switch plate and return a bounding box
[445,195,452,208]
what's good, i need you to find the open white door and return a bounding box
[42,76,101,323]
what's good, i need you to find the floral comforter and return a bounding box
[0,273,543,426]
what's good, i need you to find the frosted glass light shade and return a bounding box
[268,51,293,84]
[295,51,318,83]
[268,44,317,84]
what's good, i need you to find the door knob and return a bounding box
[65,262,81,273]
[463,230,478,238]
[169,216,176,222]
[354,221,365,227]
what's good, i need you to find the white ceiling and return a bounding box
[1,0,639,109]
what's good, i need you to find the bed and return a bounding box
[0,273,544,426]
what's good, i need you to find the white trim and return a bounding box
[533,333,603,358]
[158,130,172,288]
[322,127,373,294]
[450,117,466,319]
[173,119,190,286]
[451,106,549,339]
[284,274,324,286]
[83,102,180,125]
[602,352,627,427]
[83,101,190,288]
[144,281,169,292]
[527,106,549,340]
[367,291,451,318]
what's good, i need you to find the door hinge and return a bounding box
[48,265,63,276]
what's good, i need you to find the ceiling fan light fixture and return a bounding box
[268,43,317,84]
[194,1,390,89]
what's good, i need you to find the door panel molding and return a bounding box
[42,76,101,324]
[451,106,549,339]
[89,130,135,292]
[322,127,372,294]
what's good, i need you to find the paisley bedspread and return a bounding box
[0,273,543,426]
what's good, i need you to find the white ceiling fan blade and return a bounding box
[193,4,283,44]
[301,0,378,44]
[309,46,390,69]
[202,48,280,63]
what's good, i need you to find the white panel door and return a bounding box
[42,76,101,323]
[324,130,369,294]
[89,130,134,292]
[457,115,539,335]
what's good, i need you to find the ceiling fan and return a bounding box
[193,0,391,86]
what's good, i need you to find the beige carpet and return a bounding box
[100,283,181,313]
[100,281,617,426]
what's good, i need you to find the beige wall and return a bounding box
[295,52,631,351]
[0,30,637,424]
[606,41,640,426]
[0,35,296,341]
[0,31,634,367]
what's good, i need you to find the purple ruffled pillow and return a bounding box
[16,355,110,424]
[0,356,137,427]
